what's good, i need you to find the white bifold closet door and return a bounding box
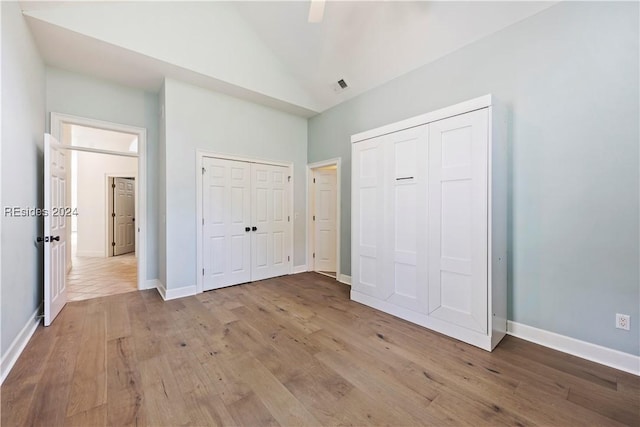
[202,157,290,291]
[428,109,489,333]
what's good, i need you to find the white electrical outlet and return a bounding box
[616,313,630,331]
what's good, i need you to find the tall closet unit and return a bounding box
[351,95,507,351]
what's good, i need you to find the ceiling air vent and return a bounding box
[331,78,350,94]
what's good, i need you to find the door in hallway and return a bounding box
[113,177,136,256]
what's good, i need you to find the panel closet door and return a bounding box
[384,125,429,311]
[203,157,252,291]
[352,136,386,298]
[251,163,290,281]
[427,109,489,333]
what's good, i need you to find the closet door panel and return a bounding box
[385,125,428,311]
[352,138,386,297]
[251,163,290,281]
[428,109,488,333]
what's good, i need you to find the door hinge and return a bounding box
[202,218,204,225]
[112,212,116,218]
[288,176,291,182]
[112,242,116,247]
[112,183,116,188]
[288,256,290,262]
[202,167,206,174]
[313,253,315,258]
[202,268,205,276]
[313,215,316,221]
[288,215,290,222]
[313,178,316,183]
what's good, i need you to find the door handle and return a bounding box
[51,235,60,242]
[252,226,257,231]
[245,227,251,232]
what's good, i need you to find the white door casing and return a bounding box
[384,125,429,312]
[428,109,488,333]
[44,134,68,326]
[113,177,136,256]
[251,163,290,281]
[202,158,252,290]
[313,169,337,273]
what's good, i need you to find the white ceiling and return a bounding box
[22,1,556,117]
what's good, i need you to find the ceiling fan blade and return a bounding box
[308,0,325,23]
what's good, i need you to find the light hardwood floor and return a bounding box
[2,273,638,426]
[67,253,137,301]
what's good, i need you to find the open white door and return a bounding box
[313,169,337,273]
[44,134,68,326]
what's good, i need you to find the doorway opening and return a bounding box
[307,158,341,280]
[47,113,147,311]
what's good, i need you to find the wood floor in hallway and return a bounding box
[66,253,137,301]
[2,273,638,426]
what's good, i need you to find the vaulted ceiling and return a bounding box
[21,1,556,117]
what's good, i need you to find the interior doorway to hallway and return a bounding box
[307,158,341,280]
[61,122,139,301]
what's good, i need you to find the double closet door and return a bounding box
[202,157,291,291]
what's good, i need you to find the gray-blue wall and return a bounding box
[1,1,46,356]
[45,67,160,283]
[308,2,639,355]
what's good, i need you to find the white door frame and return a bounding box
[105,173,137,258]
[306,158,341,280]
[50,112,147,291]
[195,150,294,294]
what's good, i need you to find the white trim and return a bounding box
[351,94,492,143]
[507,321,640,376]
[195,150,295,294]
[306,158,341,280]
[50,113,147,292]
[57,144,138,158]
[156,281,196,301]
[1,304,42,384]
[142,279,161,290]
[338,274,351,286]
[292,265,308,274]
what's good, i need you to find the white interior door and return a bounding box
[384,125,429,312]
[113,177,135,256]
[313,168,337,273]
[202,158,251,290]
[44,134,68,326]
[251,163,291,281]
[428,109,488,333]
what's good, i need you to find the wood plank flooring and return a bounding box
[2,273,638,426]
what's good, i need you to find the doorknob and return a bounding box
[245,227,250,232]
[252,226,257,231]
[51,235,60,242]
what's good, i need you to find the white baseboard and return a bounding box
[291,265,308,274]
[142,279,160,290]
[1,304,42,384]
[507,321,639,376]
[156,281,196,301]
[338,274,351,286]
